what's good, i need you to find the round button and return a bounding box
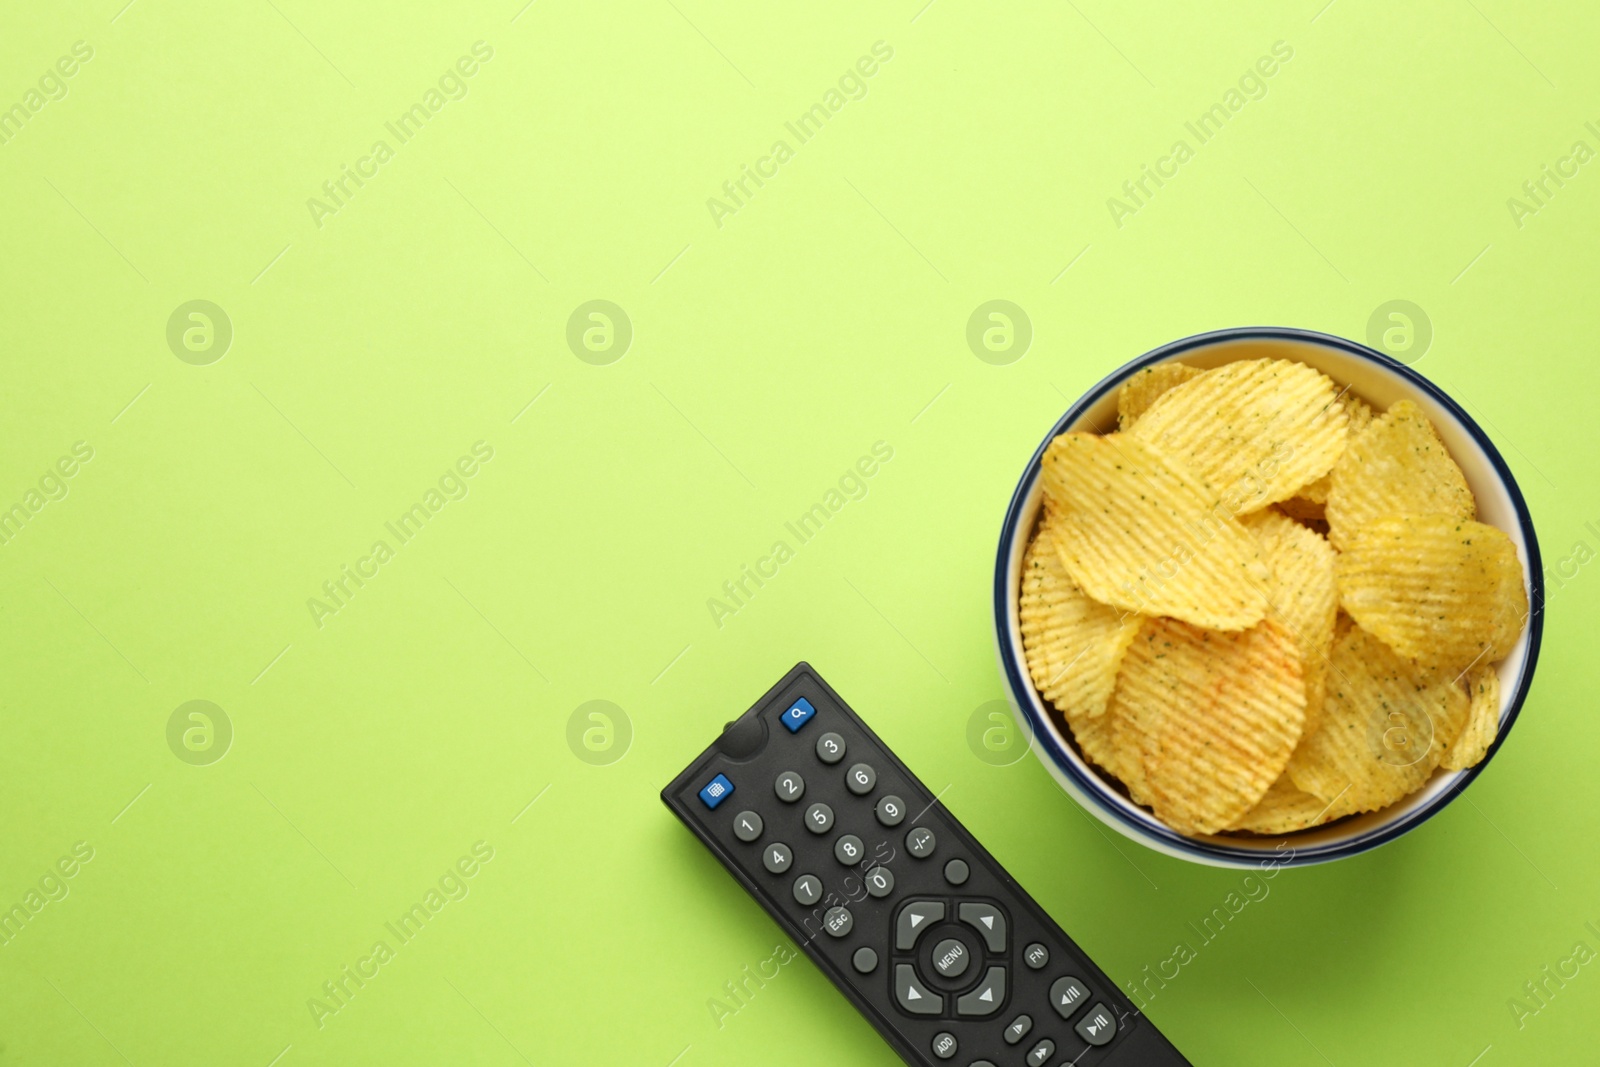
[930,937,970,979]
[944,858,969,885]
[931,1031,957,1060]
[875,794,905,826]
[834,833,865,866]
[845,762,876,795]
[793,874,822,906]
[1024,942,1049,970]
[805,802,835,834]
[815,731,846,764]
[732,811,763,842]
[822,905,853,938]
[774,771,805,803]
[763,842,792,874]
[905,826,936,859]
[852,946,878,973]
[864,865,894,898]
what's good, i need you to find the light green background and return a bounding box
[2,1,1597,1064]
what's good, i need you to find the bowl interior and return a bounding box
[999,330,1541,866]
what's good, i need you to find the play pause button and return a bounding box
[1075,1002,1117,1047]
[1049,975,1089,1018]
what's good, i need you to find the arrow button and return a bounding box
[894,964,943,1016]
[957,902,1007,953]
[955,966,1006,1017]
[895,900,945,950]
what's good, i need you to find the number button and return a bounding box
[763,842,793,874]
[875,794,905,826]
[834,834,864,865]
[815,731,846,764]
[905,827,936,858]
[805,803,834,834]
[774,771,805,803]
[792,874,822,906]
[732,811,762,842]
[845,763,876,795]
[864,865,894,898]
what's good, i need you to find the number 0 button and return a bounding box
[864,865,894,898]
[834,834,864,865]
[763,842,793,874]
[805,803,834,834]
[815,732,846,764]
[876,795,905,827]
[774,771,805,803]
[845,763,876,795]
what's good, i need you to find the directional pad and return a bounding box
[957,902,1006,953]
[955,965,1006,1016]
[895,900,945,950]
[895,964,942,1016]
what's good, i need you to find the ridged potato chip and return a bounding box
[1325,399,1475,550]
[1227,776,1349,835]
[1019,528,1142,719]
[1129,358,1348,513]
[1287,626,1470,812]
[1296,393,1376,505]
[1441,665,1502,771]
[1116,362,1203,430]
[1336,514,1527,672]
[1113,616,1306,835]
[1040,432,1270,631]
[1243,508,1338,736]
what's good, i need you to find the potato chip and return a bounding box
[1287,626,1469,812]
[1242,508,1338,736]
[1325,399,1475,550]
[1039,432,1270,631]
[1441,666,1502,772]
[1277,496,1326,523]
[1117,362,1203,430]
[1128,357,1348,513]
[1019,528,1142,719]
[1296,393,1376,505]
[1336,514,1527,672]
[1227,776,1349,835]
[1112,615,1306,835]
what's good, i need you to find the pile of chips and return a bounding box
[1020,357,1528,837]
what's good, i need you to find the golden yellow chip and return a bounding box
[1325,399,1475,550]
[1227,776,1349,835]
[1019,528,1143,719]
[1297,393,1376,505]
[1116,362,1203,430]
[1277,496,1326,523]
[1336,514,1527,672]
[1242,508,1337,737]
[1128,357,1347,513]
[1441,665,1502,772]
[1287,626,1469,812]
[1039,432,1269,631]
[1112,616,1306,835]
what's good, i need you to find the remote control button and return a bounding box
[1024,942,1049,970]
[930,938,970,979]
[875,795,905,826]
[905,827,936,858]
[774,771,805,803]
[1075,1002,1117,1047]
[864,865,894,898]
[931,1031,957,1060]
[845,762,876,795]
[896,901,945,949]
[1025,1038,1055,1067]
[1049,976,1089,1018]
[956,966,1005,1016]
[815,732,846,764]
[957,902,1006,953]
[792,874,822,906]
[732,811,762,842]
[698,774,734,809]
[763,842,793,874]
[943,859,969,885]
[852,947,878,974]
[780,697,816,732]
[805,802,834,834]
[823,906,853,938]
[969,1062,997,1067]
[894,964,942,1016]
[834,834,864,865]
[1003,1013,1032,1045]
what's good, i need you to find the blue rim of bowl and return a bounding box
[993,326,1545,865]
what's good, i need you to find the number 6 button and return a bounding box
[845,763,876,795]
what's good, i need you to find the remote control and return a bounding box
[662,663,1193,1066]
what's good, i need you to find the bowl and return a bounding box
[991,327,1544,868]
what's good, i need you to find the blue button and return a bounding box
[780,697,816,733]
[699,774,734,809]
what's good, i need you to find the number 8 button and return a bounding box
[834,834,864,865]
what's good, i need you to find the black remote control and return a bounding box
[662,663,1193,1067]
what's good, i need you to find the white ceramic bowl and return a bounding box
[992,327,1544,868]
